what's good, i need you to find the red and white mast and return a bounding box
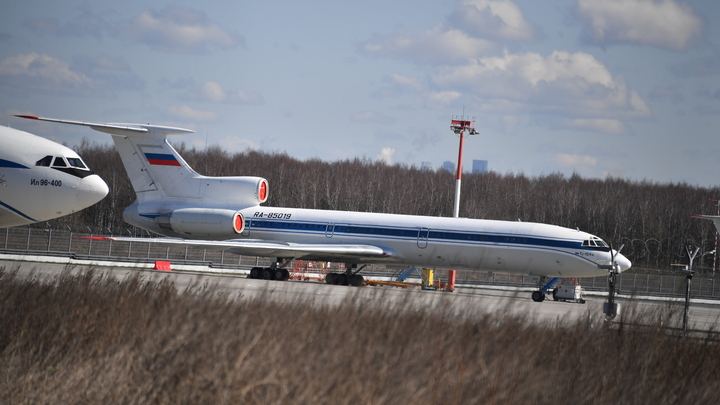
[450,114,478,218]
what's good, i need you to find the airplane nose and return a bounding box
[77,174,109,207]
[615,251,632,272]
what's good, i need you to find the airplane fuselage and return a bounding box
[0,126,108,227]
[125,202,626,278]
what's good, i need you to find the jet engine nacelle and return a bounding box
[202,176,269,206]
[156,208,244,237]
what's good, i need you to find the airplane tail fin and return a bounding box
[14,115,268,208]
[16,116,198,198]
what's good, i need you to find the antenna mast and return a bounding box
[449,113,478,218]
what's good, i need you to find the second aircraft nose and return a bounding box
[77,174,109,208]
[614,251,632,272]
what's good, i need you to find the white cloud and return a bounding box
[119,7,244,54]
[448,0,538,41]
[376,147,396,164]
[421,91,462,110]
[387,74,424,92]
[0,53,94,94]
[565,118,625,134]
[554,154,598,167]
[361,1,539,65]
[167,105,220,122]
[432,50,651,119]
[0,53,90,85]
[218,136,258,152]
[576,0,702,50]
[179,81,263,104]
[351,111,397,125]
[361,26,496,65]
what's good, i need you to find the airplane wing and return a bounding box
[83,236,393,262]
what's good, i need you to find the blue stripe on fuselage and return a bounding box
[0,199,36,222]
[0,159,29,169]
[246,219,589,251]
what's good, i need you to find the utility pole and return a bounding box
[683,246,699,335]
[708,199,719,277]
[449,114,478,218]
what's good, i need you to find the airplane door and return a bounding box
[242,218,252,237]
[325,223,334,238]
[417,227,429,249]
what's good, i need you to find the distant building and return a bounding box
[442,161,455,173]
[472,159,488,174]
[421,161,433,171]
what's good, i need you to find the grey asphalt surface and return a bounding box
[2,258,719,332]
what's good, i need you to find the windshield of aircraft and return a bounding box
[35,155,93,178]
[65,157,88,170]
[582,237,610,251]
[35,155,90,170]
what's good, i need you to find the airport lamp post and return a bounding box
[450,116,478,218]
[683,246,700,335]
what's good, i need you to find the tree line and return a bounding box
[42,140,720,270]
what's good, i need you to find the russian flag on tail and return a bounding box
[145,153,181,166]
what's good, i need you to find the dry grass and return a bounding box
[1,267,719,405]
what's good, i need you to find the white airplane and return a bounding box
[15,114,632,301]
[0,122,109,228]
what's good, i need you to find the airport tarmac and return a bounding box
[2,257,720,332]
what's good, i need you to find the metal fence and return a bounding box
[2,225,718,300]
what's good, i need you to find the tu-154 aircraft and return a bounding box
[0,124,108,228]
[15,114,631,301]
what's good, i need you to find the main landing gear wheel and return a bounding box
[262,268,275,280]
[249,267,262,279]
[274,269,289,281]
[531,291,546,302]
[248,266,290,281]
[349,274,364,287]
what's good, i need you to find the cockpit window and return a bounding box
[582,237,609,250]
[35,155,53,167]
[66,157,88,170]
[48,155,94,178]
[52,157,67,167]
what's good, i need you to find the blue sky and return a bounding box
[2,0,719,186]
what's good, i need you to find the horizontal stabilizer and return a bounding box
[14,115,194,137]
[691,214,720,233]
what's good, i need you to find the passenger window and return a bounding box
[52,157,67,167]
[35,155,53,167]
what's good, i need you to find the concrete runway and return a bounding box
[2,257,719,332]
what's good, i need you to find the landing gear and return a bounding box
[248,259,291,281]
[531,276,558,303]
[324,263,366,287]
[602,244,625,320]
[531,290,546,302]
[603,271,619,320]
